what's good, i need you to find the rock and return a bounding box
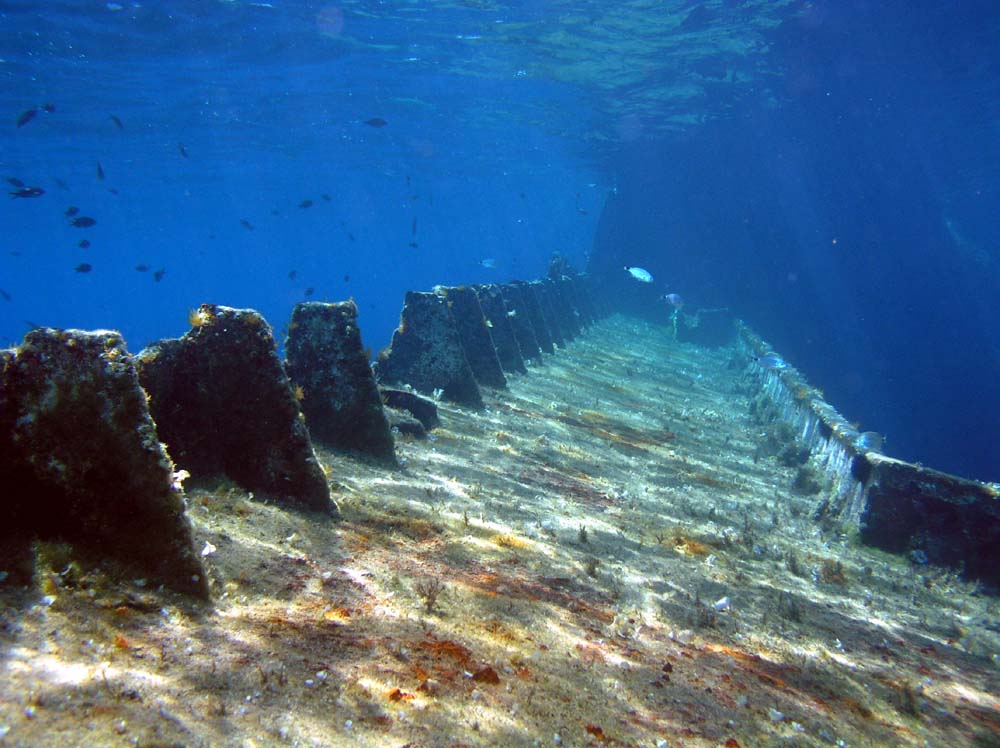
[531,280,566,348]
[512,281,554,354]
[380,388,440,430]
[285,301,395,465]
[373,292,484,409]
[859,455,1000,586]
[562,276,594,328]
[499,284,543,363]
[0,328,208,596]
[136,305,336,516]
[438,286,507,389]
[384,407,427,438]
[474,284,527,375]
[552,278,583,337]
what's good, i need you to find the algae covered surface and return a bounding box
[2,316,999,748]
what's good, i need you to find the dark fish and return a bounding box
[288,270,297,281]
[16,108,38,127]
[65,206,79,216]
[134,264,150,272]
[321,194,331,202]
[153,268,166,281]
[75,263,92,273]
[270,209,279,216]
[109,114,124,130]
[347,232,356,241]
[304,287,315,297]
[42,103,55,113]
[0,288,11,302]
[10,187,44,198]
[96,161,105,181]
[77,239,91,249]
[24,320,41,329]
[107,187,119,195]
[364,117,387,127]
[299,199,313,209]
[70,216,96,228]
[343,274,350,283]
[408,241,418,249]
[411,217,417,235]
[53,178,69,190]
[178,143,189,158]
[406,175,411,187]
[5,177,25,187]
[240,219,254,231]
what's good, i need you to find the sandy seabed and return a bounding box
[2,315,998,748]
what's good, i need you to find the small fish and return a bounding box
[134,264,150,272]
[662,292,684,310]
[75,263,92,273]
[153,268,166,281]
[304,287,315,297]
[408,241,418,249]
[479,258,497,269]
[754,354,788,371]
[240,219,254,231]
[0,288,11,302]
[855,431,885,452]
[411,217,417,235]
[65,206,79,216]
[347,232,356,241]
[178,143,189,158]
[96,161,105,181]
[10,186,44,198]
[107,187,119,195]
[625,266,653,283]
[299,199,313,209]
[70,216,97,228]
[577,207,588,215]
[109,114,125,130]
[5,177,25,187]
[53,178,69,190]
[42,104,55,113]
[321,194,331,202]
[16,108,38,127]
[364,117,387,127]
[343,274,350,283]
[77,239,91,249]
[288,270,297,281]
[507,309,517,318]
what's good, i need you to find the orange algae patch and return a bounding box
[492,533,532,550]
[672,535,713,557]
[418,636,473,667]
[471,666,500,684]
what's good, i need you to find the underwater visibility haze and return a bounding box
[2,0,999,479]
[7,4,1000,747]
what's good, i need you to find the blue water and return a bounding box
[2,1,998,480]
